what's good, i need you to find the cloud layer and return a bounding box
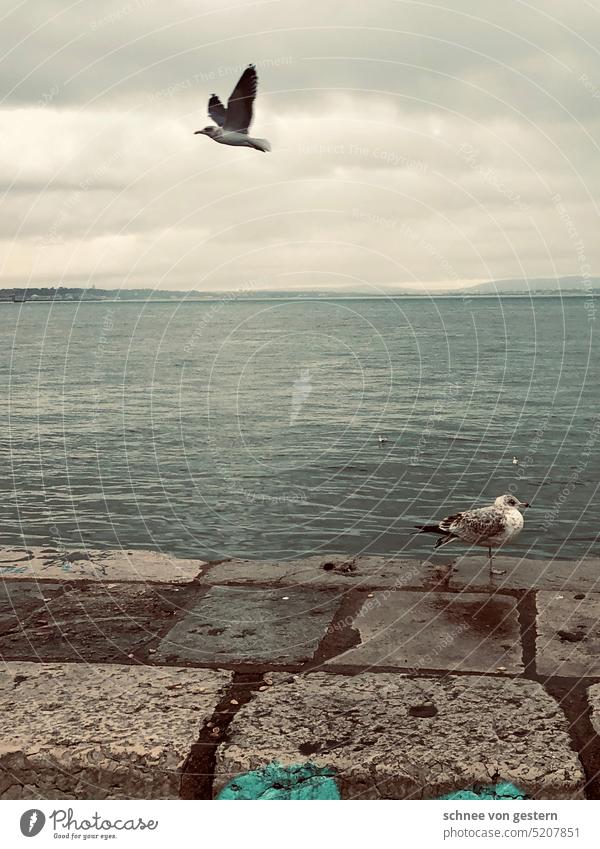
[2,0,600,291]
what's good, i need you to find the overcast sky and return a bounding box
[2,0,600,292]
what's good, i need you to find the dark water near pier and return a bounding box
[1,296,598,562]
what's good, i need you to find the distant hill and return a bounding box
[0,286,192,302]
[461,276,600,295]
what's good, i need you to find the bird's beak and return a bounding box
[193,129,205,135]
[520,501,530,508]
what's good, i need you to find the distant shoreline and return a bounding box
[0,293,598,305]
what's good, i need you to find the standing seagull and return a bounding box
[194,64,271,152]
[414,494,529,578]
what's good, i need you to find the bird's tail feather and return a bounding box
[414,525,457,549]
[434,535,456,549]
[250,138,271,152]
[413,524,442,535]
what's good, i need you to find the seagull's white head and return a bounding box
[495,493,529,510]
[194,126,220,138]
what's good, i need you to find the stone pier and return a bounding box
[1,546,599,799]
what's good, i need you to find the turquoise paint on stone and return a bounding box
[440,782,527,800]
[217,762,341,800]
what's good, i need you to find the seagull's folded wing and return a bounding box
[438,512,463,533]
[224,64,258,133]
[208,94,226,127]
[444,507,506,542]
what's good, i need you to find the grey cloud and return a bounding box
[1,0,600,290]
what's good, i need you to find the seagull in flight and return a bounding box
[414,493,530,578]
[378,435,388,445]
[194,64,271,153]
[512,456,519,465]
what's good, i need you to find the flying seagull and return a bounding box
[378,435,388,445]
[194,64,271,153]
[512,456,519,465]
[414,493,529,577]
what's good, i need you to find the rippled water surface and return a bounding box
[1,296,598,561]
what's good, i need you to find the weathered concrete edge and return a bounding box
[211,672,587,801]
[0,661,233,800]
[2,550,600,593]
[0,656,594,800]
[0,547,206,584]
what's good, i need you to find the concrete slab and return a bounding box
[0,580,65,633]
[448,555,600,593]
[325,591,522,673]
[204,554,600,594]
[203,555,431,590]
[155,586,340,665]
[215,672,584,800]
[0,662,231,799]
[3,547,594,592]
[0,583,199,663]
[537,592,600,678]
[0,546,204,584]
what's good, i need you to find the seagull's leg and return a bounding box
[489,545,506,576]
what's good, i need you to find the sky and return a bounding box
[1,0,600,293]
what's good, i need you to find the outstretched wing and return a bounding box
[224,64,257,133]
[208,94,226,127]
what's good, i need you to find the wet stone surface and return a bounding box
[215,672,584,800]
[203,556,432,590]
[0,582,197,663]
[325,591,522,673]
[0,580,66,634]
[448,555,600,593]
[203,554,600,594]
[155,585,340,665]
[536,591,600,678]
